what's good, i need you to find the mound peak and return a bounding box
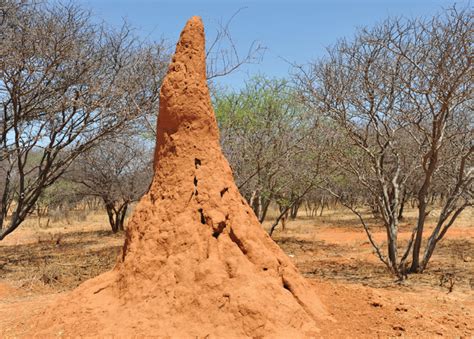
[31,17,329,337]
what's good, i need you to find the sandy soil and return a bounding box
[0,209,472,337]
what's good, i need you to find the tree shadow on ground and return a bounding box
[276,236,474,292]
[0,229,123,293]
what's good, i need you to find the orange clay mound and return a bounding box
[30,16,329,337]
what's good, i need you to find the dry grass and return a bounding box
[266,207,473,292]
[0,211,123,294]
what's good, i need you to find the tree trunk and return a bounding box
[104,200,129,233]
[386,225,399,275]
[410,127,441,272]
[398,199,405,221]
[290,199,300,220]
[269,206,291,237]
[258,197,272,223]
[410,194,428,272]
[117,204,128,231]
[319,197,325,216]
[105,202,118,233]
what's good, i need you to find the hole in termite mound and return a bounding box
[220,187,229,197]
[198,208,206,224]
[193,176,198,195]
[229,228,247,255]
[212,221,227,239]
[283,280,291,292]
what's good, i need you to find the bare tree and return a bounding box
[0,1,167,239]
[206,8,265,80]
[69,135,153,233]
[296,6,472,278]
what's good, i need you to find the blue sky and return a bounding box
[77,0,468,89]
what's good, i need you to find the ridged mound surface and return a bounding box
[30,16,329,337]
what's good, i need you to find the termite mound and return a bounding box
[31,16,330,337]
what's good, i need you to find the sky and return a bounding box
[77,0,468,89]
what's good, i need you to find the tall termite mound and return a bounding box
[32,16,329,337]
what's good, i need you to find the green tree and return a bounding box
[215,76,326,232]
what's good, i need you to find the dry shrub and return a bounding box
[73,210,88,222]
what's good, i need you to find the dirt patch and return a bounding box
[0,281,21,298]
[315,278,473,337]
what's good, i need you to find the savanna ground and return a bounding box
[0,207,472,337]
